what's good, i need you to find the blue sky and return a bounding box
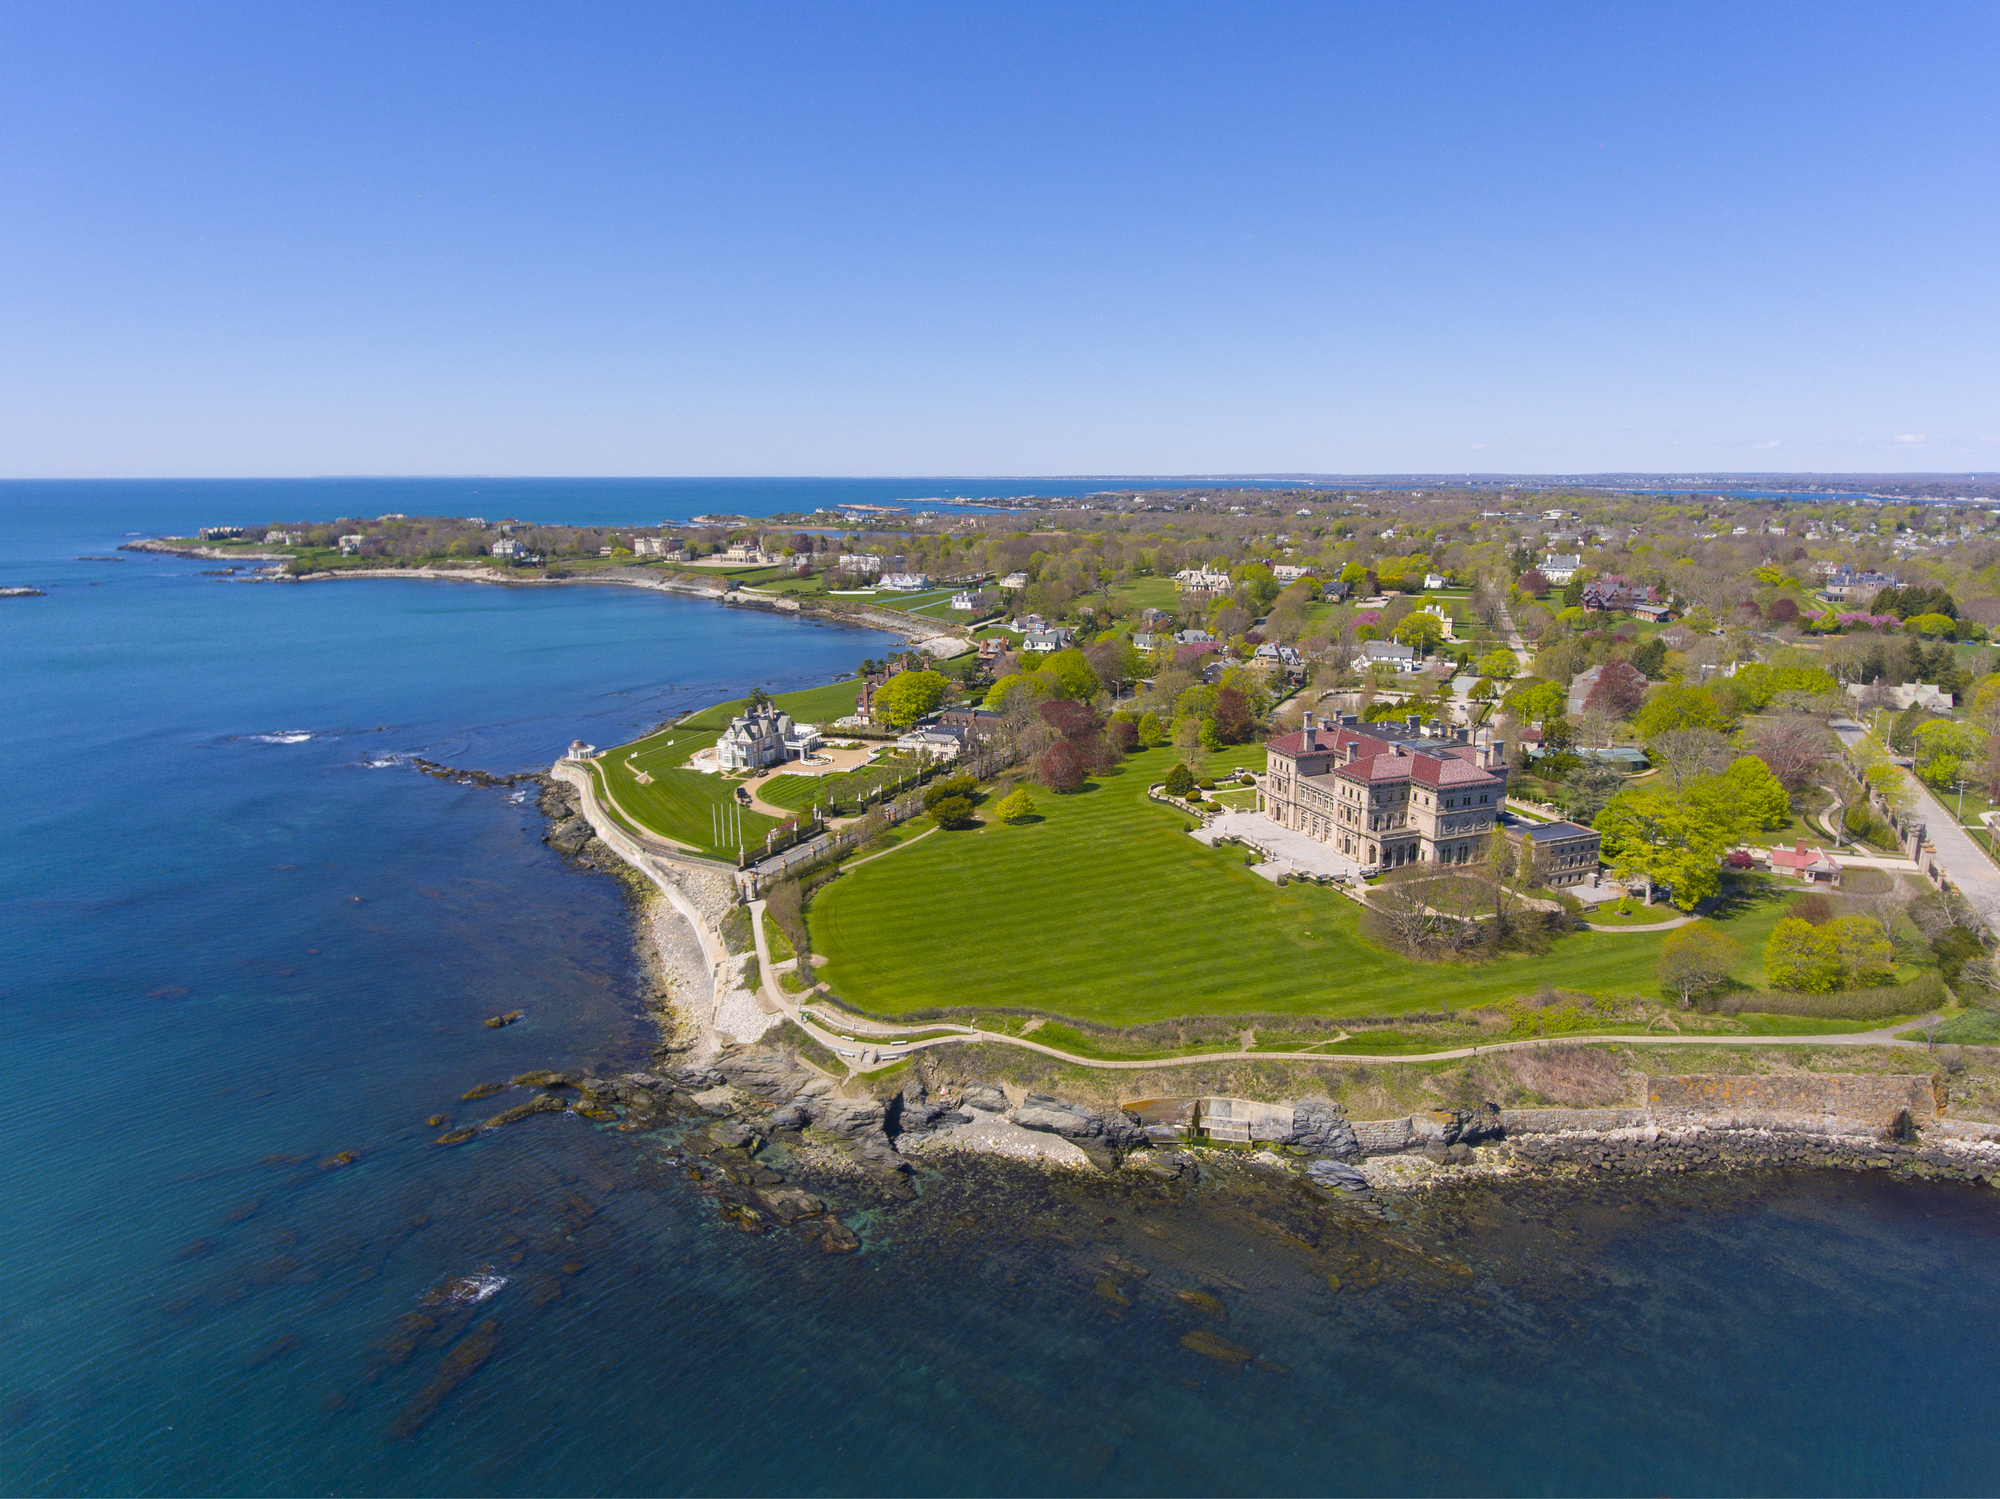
[2,2,1994,478]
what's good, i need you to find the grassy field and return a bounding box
[594,679,862,856]
[808,745,1860,1024]
[1109,576,1181,614]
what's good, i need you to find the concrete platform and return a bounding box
[1194,809,1366,883]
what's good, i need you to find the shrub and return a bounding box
[921,775,978,812]
[1728,973,1944,1021]
[1198,778,1217,791]
[1503,1045,1628,1107]
[1764,913,1893,991]
[928,794,976,829]
[995,788,1036,823]
[1164,763,1195,797]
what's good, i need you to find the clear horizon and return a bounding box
[3,2,1995,479]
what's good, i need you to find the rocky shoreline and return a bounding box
[421,741,2000,1249]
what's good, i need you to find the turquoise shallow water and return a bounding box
[5,480,2000,1496]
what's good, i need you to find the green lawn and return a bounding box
[808,747,1821,1024]
[678,678,863,732]
[1109,576,1181,614]
[759,754,929,814]
[594,679,863,856]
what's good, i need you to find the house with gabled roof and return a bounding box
[1258,715,1510,870]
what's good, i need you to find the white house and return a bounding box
[877,572,929,591]
[1023,627,1075,652]
[949,590,977,611]
[715,706,821,771]
[895,726,963,759]
[1353,640,1422,674]
[999,572,1029,589]
[839,553,885,572]
[263,530,303,545]
[1541,553,1582,585]
[1272,564,1315,583]
[721,544,774,565]
[1423,572,1446,590]
[1173,567,1232,592]
[337,534,368,555]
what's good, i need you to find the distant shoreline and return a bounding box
[119,538,968,652]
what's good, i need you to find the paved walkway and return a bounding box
[1831,717,2000,930]
[1193,809,1365,882]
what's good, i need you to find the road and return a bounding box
[1493,593,1535,672]
[1830,717,2000,930]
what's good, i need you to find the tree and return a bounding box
[1914,718,1983,790]
[1657,920,1742,1009]
[1505,679,1568,726]
[1107,716,1139,755]
[996,788,1037,823]
[1518,568,1550,597]
[1720,755,1790,829]
[872,670,947,729]
[1164,762,1195,797]
[1750,716,1831,796]
[1633,683,1737,738]
[1037,740,1086,793]
[1629,636,1669,679]
[1583,661,1649,721]
[1212,686,1255,744]
[1476,648,1518,681]
[1827,915,1894,985]
[1594,780,1741,909]
[1041,648,1101,701]
[1392,611,1446,653]
[1562,758,1626,824]
[1136,710,1166,747]
[1764,917,1845,993]
[1648,727,1731,791]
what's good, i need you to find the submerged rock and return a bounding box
[388,1319,503,1440]
[816,1218,861,1254]
[1178,1328,1255,1364]
[483,1093,566,1128]
[754,1186,825,1223]
[460,1082,505,1102]
[1175,1289,1226,1319]
[433,1128,477,1146]
[509,1070,578,1089]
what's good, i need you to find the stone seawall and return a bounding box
[1647,1072,1939,1131]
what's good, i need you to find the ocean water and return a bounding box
[6,480,2000,1496]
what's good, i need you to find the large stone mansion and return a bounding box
[715,705,821,772]
[1258,714,1510,870]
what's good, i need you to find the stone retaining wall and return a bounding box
[1647,1073,1938,1131]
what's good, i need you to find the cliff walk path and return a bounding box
[741,906,1942,1073]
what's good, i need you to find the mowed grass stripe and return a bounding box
[809,747,1819,1024]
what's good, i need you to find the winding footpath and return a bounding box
[744,905,1940,1072]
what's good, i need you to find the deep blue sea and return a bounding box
[6,479,2000,1497]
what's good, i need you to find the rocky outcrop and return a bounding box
[1280,1098,1360,1160]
